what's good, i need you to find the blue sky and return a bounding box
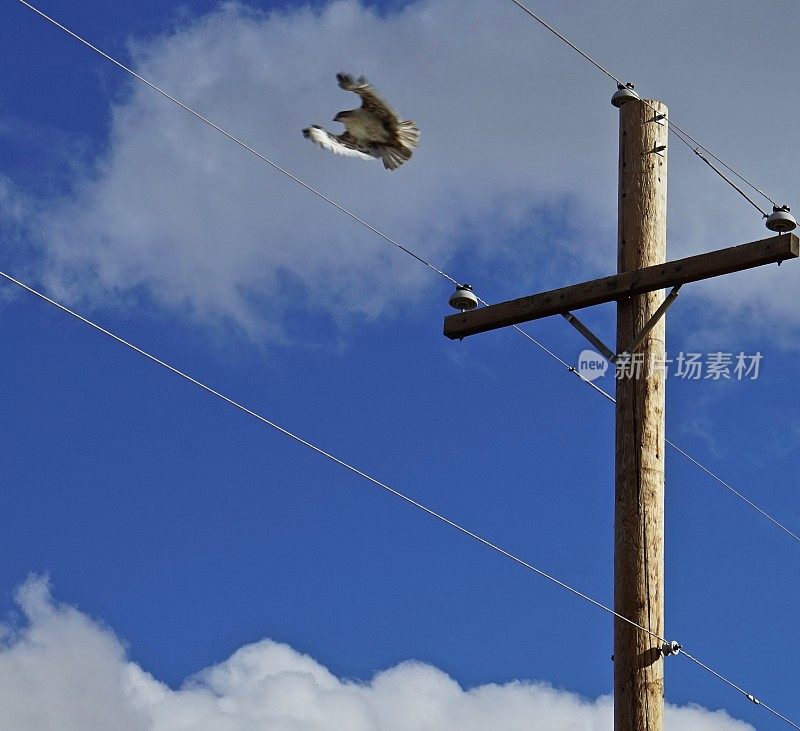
[1,1,799,728]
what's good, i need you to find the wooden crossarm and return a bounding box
[444,233,798,339]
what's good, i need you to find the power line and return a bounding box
[504,0,783,212]
[511,310,800,544]
[670,126,769,217]
[666,440,800,543]
[13,3,800,724]
[502,307,800,543]
[0,268,660,644]
[14,0,799,545]
[20,0,783,223]
[505,0,624,86]
[682,651,800,731]
[480,3,798,539]
[474,292,618,400]
[3,267,798,730]
[557,349,800,544]
[13,0,458,289]
[518,305,799,543]
[667,122,779,207]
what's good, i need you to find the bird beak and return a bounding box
[302,128,310,138]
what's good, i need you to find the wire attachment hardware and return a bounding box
[662,640,682,657]
[765,205,797,233]
[562,286,682,364]
[448,283,479,312]
[611,82,640,108]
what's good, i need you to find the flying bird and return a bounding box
[302,73,419,170]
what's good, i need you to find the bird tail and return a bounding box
[377,145,412,170]
[398,120,420,150]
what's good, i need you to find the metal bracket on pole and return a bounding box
[564,285,681,363]
[622,285,682,355]
[561,312,616,362]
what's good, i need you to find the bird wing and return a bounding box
[308,127,375,161]
[337,73,400,134]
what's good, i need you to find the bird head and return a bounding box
[333,111,351,123]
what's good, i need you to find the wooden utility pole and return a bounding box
[613,98,667,731]
[442,91,797,730]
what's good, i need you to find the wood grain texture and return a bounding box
[614,99,667,731]
[443,233,798,339]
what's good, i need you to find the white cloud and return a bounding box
[0,576,754,731]
[27,0,624,339]
[24,0,800,343]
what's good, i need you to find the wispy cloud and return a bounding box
[0,576,754,731]
[20,0,618,339]
[13,0,800,344]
